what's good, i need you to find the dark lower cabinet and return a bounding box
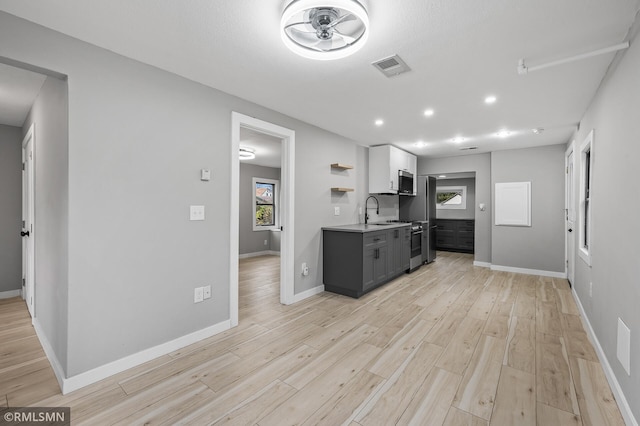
[323,225,410,298]
[436,219,475,253]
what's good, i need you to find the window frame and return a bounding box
[252,177,280,231]
[578,130,594,266]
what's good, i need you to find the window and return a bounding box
[578,130,594,265]
[253,177,279,231]
[436,186,467,210]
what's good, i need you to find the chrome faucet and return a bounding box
[364,196,380,224]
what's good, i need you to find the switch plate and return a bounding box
[190,205,205,221]
[301,262,309,276]
[194,287,204,303]
[334,206,340,216]
[201,169,211,181]
[203,285,211,300]
[589,282,593,297]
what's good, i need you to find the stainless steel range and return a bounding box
[409,222,423,272]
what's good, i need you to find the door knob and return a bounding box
[568,229,573,232]
[21,231,30,237]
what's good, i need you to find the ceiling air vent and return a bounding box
[372,54,411,77]
[459,146,478,151]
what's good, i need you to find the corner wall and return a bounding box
[0,11,368,379]
[239,163,281,255]
[22,75,70,372]
[491,145,566,274]
[0,124,23,295]
[569,24,640,422]
[419,153,492,263]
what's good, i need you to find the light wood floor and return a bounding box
[0,252,626,425]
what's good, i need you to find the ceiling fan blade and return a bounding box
[289,27,320,44]
[333,29,356,45]
[284,20,312,30]
[328,13,356,28]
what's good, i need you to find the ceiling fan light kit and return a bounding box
[281,0,369,60]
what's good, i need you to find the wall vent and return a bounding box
[372,54,411,77]
[459,146,478,151]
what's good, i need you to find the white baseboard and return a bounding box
[291,285,324,304]
[571,288,637,426]
[0,289,22,299]
[490,264,567,279]
[33,319,66,392]
[473,261,491,268]
[239,250,281,259]
[61,319,231,394]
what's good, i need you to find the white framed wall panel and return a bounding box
[495,181,531,226]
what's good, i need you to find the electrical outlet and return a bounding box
[203,285,211,300]
[190,205,205,221]
[194,287,204,303]
[334,206,340,216]
[264,239,268,246]
[589,282,593,297]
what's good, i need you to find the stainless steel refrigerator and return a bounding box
[399,176,437,263]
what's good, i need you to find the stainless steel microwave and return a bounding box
[398,170,414,195]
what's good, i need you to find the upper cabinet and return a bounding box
[369,145,417,195]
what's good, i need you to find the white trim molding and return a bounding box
[0,289,22,299]
[238,251,281,259]
[489,264,567,279]
[473,261,492,268]
[61,320,231,394]
[572,289,638,426]
[290,285,325,304]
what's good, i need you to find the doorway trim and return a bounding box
[22,123,36,318]
[565,140,575,285]
[230,112,295,327]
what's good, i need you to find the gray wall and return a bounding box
[419,153,492,263]
[22,76,70,371]
[435,177,476,220]
[0,124,22,294]
[239,163,280,255]
[569,25,640,420]
[0,11,368,377]
[491,145,565,273]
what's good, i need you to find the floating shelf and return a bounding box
[331,187,354,192]
[330,163,354,170]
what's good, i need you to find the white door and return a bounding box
[565,143,575,285]
[22,125,35,317]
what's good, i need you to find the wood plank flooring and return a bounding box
[0,252,626,425]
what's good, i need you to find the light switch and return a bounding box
[190,205,205,221]
[334,206,340,216]
[201,169,211,181]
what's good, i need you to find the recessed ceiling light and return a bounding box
[438,175,447,178]
[424,109,435,117]
[484,95,497,104]
[239,147,255,160]
[495,129,512,138]
[532,128,544,134]
[414,141,427,148]
[375,119,384,126]
[280,0,370,60]
[451,136,467,143]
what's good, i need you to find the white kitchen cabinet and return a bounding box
[369,145,417,195]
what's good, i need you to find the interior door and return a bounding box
[566,143,575,285]
[22,127,35,317]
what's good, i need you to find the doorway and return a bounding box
[230,112,295,327]
[565,141,576,285]
[22,123,35,317]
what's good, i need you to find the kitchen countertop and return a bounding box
[322,222,411,233]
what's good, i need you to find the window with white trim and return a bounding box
[578,130,594,265]
[252,177,279,231]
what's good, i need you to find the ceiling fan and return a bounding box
[280,0,369,60]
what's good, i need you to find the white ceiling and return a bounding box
[0,0,638,157]
[0,63,46,127]
[240,127,282,169]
